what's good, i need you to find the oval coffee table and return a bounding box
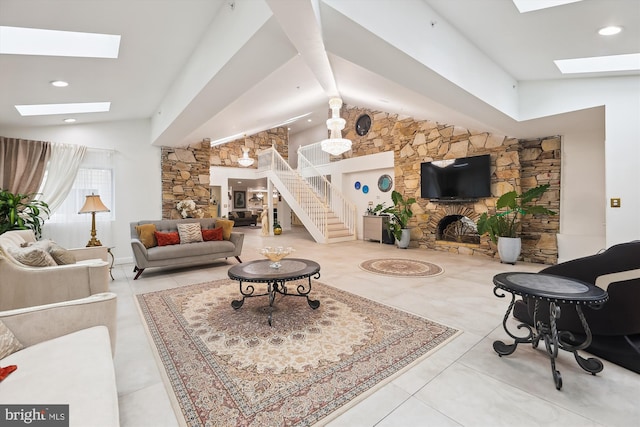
[228,258,321,326]
[492,272,608,390]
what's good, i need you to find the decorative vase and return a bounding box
[273,224,282,235]
[396,228,411,249]
[497,237,521,264]
[260,246,293,268]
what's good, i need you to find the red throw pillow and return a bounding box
[0,365,17,381]
[202,227,223,241]
[155,231,180,246]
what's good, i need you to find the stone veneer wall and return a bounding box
[160,128,288,220]
[161,141,211,219]
[340,105,559,264]
[210,127,289,167]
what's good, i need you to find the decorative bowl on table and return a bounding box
[259,246,294,269]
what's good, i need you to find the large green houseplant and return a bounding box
[376,190,416,248]
[476,184,556,262]
[0,189,50,238]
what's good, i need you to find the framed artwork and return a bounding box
[234,191,246,209]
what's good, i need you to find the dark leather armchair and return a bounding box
[513,240,640,373]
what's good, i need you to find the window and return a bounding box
[48,149,114,223]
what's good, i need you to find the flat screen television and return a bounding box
[420,154,491,200]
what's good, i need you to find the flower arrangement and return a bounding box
[176,199,204,218]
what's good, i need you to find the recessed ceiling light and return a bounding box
[0,26,120,58]
[63,118,76,123]
[50,80,69,87]
[598,26,623,36]
[554,53,640,74]
[15,102,111,116]
[307,119,312,122]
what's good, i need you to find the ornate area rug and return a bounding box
[359,258,444,277]
[137,279,459,426]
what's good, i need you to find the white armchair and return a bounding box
[0,229,109,310]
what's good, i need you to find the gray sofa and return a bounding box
[130,218,244,279]
[229,211,258,226]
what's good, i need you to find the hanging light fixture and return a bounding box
[321,97,352,156]
[238,146,254,167]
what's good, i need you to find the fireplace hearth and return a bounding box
[437,215,480,244]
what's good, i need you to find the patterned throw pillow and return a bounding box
[0,320,23,360]
[135,224,158,248]
[202,227,223,241]
[177,223,203,244]
[48,241,76,265]
[7,245,57,267]
[155,231,180,246]
[215,219,234,240]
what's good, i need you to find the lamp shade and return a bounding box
[78,194,110,214]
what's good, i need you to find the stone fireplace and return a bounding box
[437,214,480,244]
[428,204,482,247]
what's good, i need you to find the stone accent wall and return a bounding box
[210,127,289,167]
[161,141,211,219]
[518,137,561,264]
[340,105,559,264]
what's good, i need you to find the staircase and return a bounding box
[258,146,356,243]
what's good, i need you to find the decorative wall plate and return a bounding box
[362,185,369,194]
[354,181,361,190]
[378,174,393,192]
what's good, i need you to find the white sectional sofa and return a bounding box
[0,292,119,427]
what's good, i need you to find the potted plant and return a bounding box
[0,189,50,238]
[273,220,282,235]
[476,184,556,263]
[379,190,416,249]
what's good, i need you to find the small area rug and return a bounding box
[359,258,444,277]
[137,279,459,426]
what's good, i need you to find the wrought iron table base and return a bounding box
[231,276,320,326]
[493,288,603,390]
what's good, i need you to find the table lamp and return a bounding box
[78,193,110,247]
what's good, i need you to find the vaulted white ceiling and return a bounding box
[0,0,638,147]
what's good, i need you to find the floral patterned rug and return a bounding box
[137,279,459,426]
[359,258,444,277]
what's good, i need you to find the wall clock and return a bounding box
[355,114,371,136]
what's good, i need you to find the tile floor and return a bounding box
[113,226,639,426]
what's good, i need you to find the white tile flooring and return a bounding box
[112,227,639,426]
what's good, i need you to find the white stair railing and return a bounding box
[258,148,329,242]
[258,146,357,242]
[297,146,357,236]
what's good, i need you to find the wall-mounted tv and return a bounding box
[421,154,491,201]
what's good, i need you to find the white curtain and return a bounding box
[37,143,86,213]
[41,149,115,249]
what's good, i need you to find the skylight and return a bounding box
[15,102,111,116]
[0,26,120,58]
[554,53,640,74]
[512,0,583,13]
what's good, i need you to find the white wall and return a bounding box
[323,151,394,238]
[0,119,161,264]
[288,124,328,168]
[557,130,607,262]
